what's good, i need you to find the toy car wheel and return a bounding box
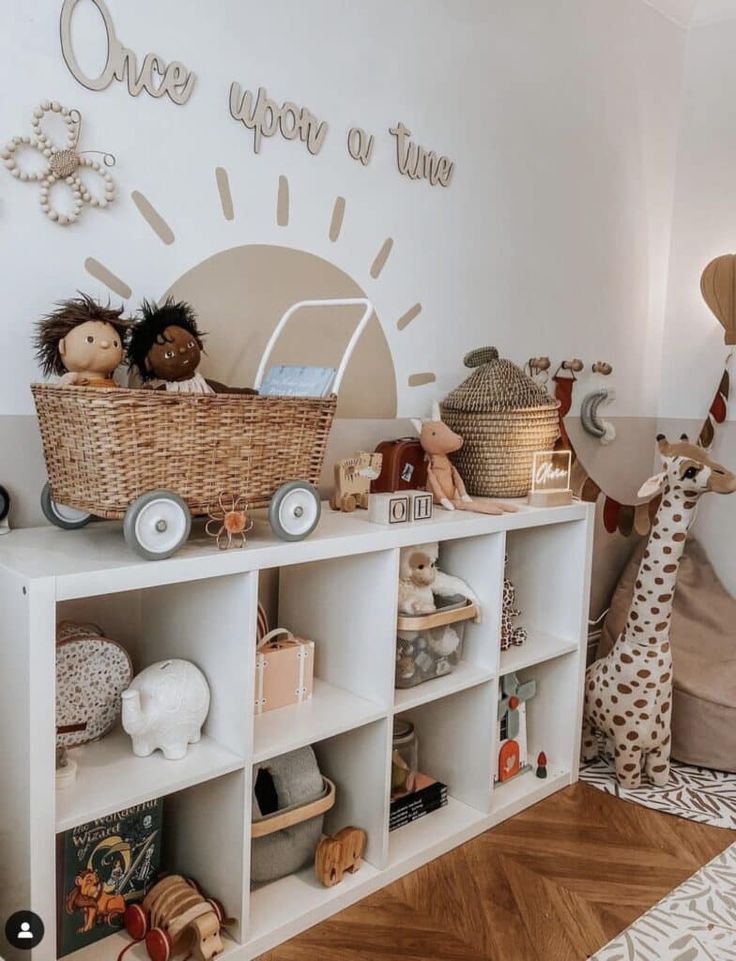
[145,926,172,961]
[269,481,321,541]
[0,484,10,523]
[124,490,191,560]
[40,483,93,530]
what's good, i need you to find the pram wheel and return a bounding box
[124,490,191,560]
[269,481,321,541]
[41,482,93,530]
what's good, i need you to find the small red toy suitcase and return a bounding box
[371,438,427,493]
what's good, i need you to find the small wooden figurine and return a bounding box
[329,451,382,512]
[315,827,367,887]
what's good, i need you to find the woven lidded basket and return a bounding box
[440,346,560,497]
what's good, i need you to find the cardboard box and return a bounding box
[255,629,314,715]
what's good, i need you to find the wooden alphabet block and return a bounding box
[409,490,433,521]
[368,492,410,525]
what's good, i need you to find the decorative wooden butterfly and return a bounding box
[1,100,116,226]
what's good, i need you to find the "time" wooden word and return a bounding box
[60,0,196,106]
[389,123,454,188]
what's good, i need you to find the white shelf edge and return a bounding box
[252,679,388,765]
[499,631,579,675]
[55,730,245,833]
[62,929,242,961]
[490,768,571,824]
[393,662,495,713]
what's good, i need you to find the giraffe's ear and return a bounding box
[638,471,665,499]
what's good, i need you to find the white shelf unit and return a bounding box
[0,500,592,961]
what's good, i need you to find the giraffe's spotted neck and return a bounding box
[621,482,697,648]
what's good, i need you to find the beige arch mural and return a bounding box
[162,243,398,418]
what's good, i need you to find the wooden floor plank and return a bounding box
[258,782,734,961]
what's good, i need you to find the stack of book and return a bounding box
[390,773,447,831]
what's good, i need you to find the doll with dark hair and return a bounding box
[34,294,132,387]
[127,299,257,394]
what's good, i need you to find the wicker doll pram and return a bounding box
[32,298,373,559]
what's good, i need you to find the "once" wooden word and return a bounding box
[389,122,454,187]
[60,0,196,106]
[229,84,328,156]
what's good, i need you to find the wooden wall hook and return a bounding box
[527,356,551,374]
[592,361,613,375]
[562,358,584,373]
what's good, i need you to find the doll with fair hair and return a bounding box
[34,294,131,387]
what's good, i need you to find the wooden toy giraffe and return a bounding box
[582,435,736,788]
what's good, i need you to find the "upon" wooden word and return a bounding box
[60,0,196,105]
[389,122,454,187]
[229,84,328,156]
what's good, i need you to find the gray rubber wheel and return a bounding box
[123,490,191,560]
[0,484,9,523]
[41,482,93,530]
[268,481,321,541]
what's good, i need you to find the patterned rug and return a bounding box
[580,756,736,829]
[590,842,736,960]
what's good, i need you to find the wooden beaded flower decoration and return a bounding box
[206,493,253,550]
[1,100,116,226]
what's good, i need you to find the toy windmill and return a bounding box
[701,254,736,345]
[496,672,537,783]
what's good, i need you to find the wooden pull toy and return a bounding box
[120,875,227,961]
[329,451,383,512]
[315,827,367,887]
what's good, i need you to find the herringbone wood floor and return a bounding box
[258,782,734,961]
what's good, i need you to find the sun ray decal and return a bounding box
[84,257,132,299]
[215,166,234,221]
[329,196,345,242]
[397,302,422,331]
[370,237,394,279]
[277,175,289,227]
[131,190,175,244]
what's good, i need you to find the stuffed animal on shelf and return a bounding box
[398,542,481,620]
[411,403,518,515]
[329,451,383,512]
[582,435,736,788]
[34,294,132,387]
[127,298,258,395]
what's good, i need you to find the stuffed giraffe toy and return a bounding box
[582,435,736,788]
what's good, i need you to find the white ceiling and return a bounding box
[644,0,736,26]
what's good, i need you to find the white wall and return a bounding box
[0,0,684,418]
[659,17,736,591]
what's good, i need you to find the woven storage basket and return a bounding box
[440,347,560,498]
[31,384,336,519]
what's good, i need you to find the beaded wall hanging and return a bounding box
[1,100,116,226]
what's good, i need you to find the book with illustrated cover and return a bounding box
[259,364,336,397]
[56,798,163,958]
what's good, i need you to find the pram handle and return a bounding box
[253,298,375,395]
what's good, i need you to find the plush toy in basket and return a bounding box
[34,294,133,388]
[396,543,480,687]
[32,298,374,559]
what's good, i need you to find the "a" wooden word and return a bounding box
[229,84,328,156]
[389,122,454,187]
[60,0,196,105]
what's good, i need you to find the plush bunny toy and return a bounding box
[398,542,481,622]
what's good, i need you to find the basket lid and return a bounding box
[441,346,559,413]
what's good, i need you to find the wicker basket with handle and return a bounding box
[31,385,336,519]
[440,346,560,498]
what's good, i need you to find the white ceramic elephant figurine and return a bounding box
[121,659,210,760]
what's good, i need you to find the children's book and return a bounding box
[259,364,336,397]
[56,798,163,958]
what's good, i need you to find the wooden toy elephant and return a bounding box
[314,827,367,887]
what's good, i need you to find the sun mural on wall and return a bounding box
[83,168,437,418]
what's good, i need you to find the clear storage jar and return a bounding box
[391,719,419,796]
[395,596,477,689]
